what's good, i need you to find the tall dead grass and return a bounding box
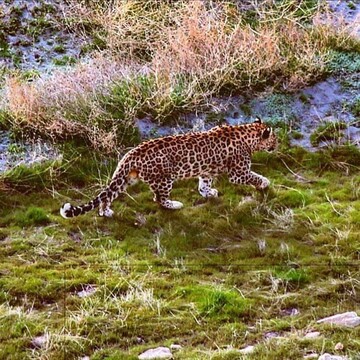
[2,0,360,152]
[2,55,140,152]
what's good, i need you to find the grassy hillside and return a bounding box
[0,144,359,359]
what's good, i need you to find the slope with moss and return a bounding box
[0,143,359,359]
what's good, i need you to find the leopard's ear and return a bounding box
[262,127,272,139]
[254,117,262,124]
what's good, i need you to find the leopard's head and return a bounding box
[253,117,277,152]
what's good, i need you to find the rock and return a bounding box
[318,353,348,360]
[304,354,319,359]
[317,311,360,328]
[304,331,321,339]
[170,344,182,350]
[68,231,82,243]
[264,331,280,339]
[281,308,299,316]
[137,336,145,344]
[334,342,344,351]
[31,334,49,348]
[77,285,97,298]
[80,357,90,360]
[239,345,255,354]
[138,347,172,359]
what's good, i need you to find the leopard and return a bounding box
[60,118,277,218]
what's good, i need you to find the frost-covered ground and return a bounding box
[0,0,89,71]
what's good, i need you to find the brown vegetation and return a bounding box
[2,0,360,151]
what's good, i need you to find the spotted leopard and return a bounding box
[60,118,277,218]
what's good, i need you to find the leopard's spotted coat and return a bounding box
[60,118,277,218]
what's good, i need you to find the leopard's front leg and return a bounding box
[198,177,218,198]
[228,163,270,190]
[246,171,270,189]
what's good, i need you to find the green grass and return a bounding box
[326,51,360,74]
[349,96,360,117]
[348,1,357,11]
[0,144,359,359]
[52,55,77,66]
[310,121,347,146]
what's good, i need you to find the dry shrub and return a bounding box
[152,1,333,91]
[312,10,360,51]
[2,54,137,152]
[5,77,43,123]
[98,0,180,60]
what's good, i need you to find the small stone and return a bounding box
[68,231,82,243]
[318,353,348,360]
[264,331,280,339]
[334,342,344,351]
[290,308,300,316]
[77,285,96,298]
[281,308,299,316]
[239,345,255,354]
[138,347,172,359]
[317,311,360,328]
[137,336,145,344]
[80,357,90,360]
[304,354,319,359]
[31,334,49,348]
[304,331,321,339]
[170,344,182,350]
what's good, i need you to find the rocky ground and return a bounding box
[0,0,89,71]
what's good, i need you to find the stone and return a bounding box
[304,331,321,339]
[280,308,300,316]
[170,344,182,350]
[264,331,280,339]
[31,334,49,348]
[304,354,319,359]
[138,347,172,359]
[318,353,347,360]
[334,342,344,351]
[77,285,97,298]
[239,345,255,354]
[317,311,360,328]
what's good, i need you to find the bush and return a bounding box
[14,207,50,227]
[310,122,347,146]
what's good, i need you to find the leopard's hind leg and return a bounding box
[198,177,218,198]
[148,177,183,209]
[98,169,138,217]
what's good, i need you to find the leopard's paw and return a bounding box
[208,188,219,197]
[258,177,270,189]
[199,188,218,198]
[162,200,184,209]
[99,208,114,217]
[104,208,114,217]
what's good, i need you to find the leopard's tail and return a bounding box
[60,161,135,218]
[60,196,103,218]
[60,177,119,218]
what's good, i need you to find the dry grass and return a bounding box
[2,0,360,150]
[2,55,137,152]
